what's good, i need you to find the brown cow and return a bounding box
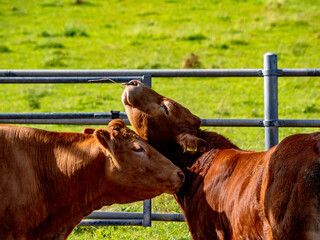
[0,119,184,239]
[122,80,320,240]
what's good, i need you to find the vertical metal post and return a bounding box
[142,75,152,227]
[142,75,152,88]
[263,53,279,150]
[142,199,152,227]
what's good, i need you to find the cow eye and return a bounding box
[161,103,169,115]
[132,147,145,152]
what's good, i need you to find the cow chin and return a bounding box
[121,89,131,107]
[164,186,181,194]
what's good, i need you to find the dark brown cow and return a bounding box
[0,119,184,239]
[122,80,320,240]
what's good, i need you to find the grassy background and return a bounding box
[1,0,320,239]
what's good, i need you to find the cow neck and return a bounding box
[35,132,110,226]
[149,129,239,211]
[151,129,239,173]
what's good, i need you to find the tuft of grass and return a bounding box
[292,42,310,56]
[24,89,50,110]
[210,43,229,50]
[138,11,160,17]
[229,39,249,46]
[104,24,113,28]
[39,31,59,38]
[36,42,65,49]
[39,31,52,37]
[44,55,67,67]
[72,0,95,6]
[73,0,85,4]
[41,1,63,7]
[270,19,310,29]
[181,33,207,41]
[266,0,287,8]
[217,14,231,22]
[64,27,89,37]
[0,45,12,53]
[303,104,320,114]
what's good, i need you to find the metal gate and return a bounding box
[0,53,320,226]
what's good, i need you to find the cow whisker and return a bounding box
[88,78,125,89]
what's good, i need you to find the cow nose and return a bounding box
[122,80,139,86]
[122,82,134,86]
[177,170,185,182]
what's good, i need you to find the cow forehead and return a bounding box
[117,129,146,144]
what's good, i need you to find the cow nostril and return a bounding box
[177,170,185,182]
[122,82,134,86]
[123,80,139,86]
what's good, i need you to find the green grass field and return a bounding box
[1,0,320,239]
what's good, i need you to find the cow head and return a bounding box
[91,119,185,200]
[122,80,206,154]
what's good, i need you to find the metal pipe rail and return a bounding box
[79,212,185,226]
[0,76,143,84]
[85,211,185,221]
[0,112,127,119]
[1,68,319,78]
[1,113,320,127]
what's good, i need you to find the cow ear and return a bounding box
[93,129,112,151]
[107,119,127,137]
[82,127,95,134]
[176,133,206,154]
[94,129,121,169]
[108,119,126,132]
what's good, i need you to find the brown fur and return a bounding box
[122,80,320,240]
[0,119,184,239]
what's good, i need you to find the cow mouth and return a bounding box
[165,180,185,193]
[165,186,182,194]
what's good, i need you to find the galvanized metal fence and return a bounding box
[1,53,320,227]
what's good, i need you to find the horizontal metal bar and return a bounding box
[0,119,130,125]
[1,69,319,78]
[0,117,319,127]
[0,76,142,84]
[151,213,185,222]
[279,69,320,77]
[0,69,263,77]
[78,219,143,226]
[278,119,320,127]
[84,211,185,222]
[201,119,263,127]
[0,112,127,119]
[202,119,320,127]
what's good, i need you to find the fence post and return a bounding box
[142,199,152,227]
[143,75,152,88]
[263,53,279,150]
[142,74,152,227]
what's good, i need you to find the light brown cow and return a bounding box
[122,80,320,240]
[0,119,184,239]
